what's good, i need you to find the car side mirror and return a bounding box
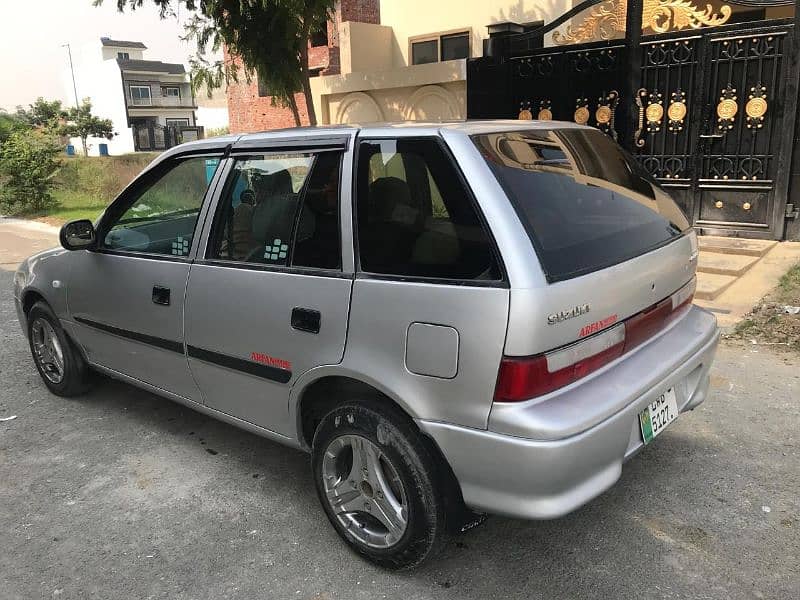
[60,219,96,251]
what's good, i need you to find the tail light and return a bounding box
[494,278,696,403]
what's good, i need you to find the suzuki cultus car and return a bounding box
[15,122,719,569]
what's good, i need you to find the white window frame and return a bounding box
[117,51,130,60]
[165,118,190,127]
[162,86,181,99]
[129,85,152,106]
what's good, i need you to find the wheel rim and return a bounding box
[321,434,409,549]
[31,318,65,384]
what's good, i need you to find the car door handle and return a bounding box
[291,307,321,334]
[152,285,171,306]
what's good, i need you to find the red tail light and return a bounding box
[494,279,696,403]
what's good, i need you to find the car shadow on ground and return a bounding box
[66,372,728,598]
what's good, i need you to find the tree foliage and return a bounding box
[59,99,116,156]
[0,131,62,215]
[97,0,336,126]
[0,109,29,145]
[16,98,66,134]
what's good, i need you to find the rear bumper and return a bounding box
[419,305,719,520]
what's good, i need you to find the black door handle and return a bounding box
[152,286,171,306]
[291,307,321,334]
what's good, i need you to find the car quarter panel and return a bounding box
[342,278,510,430]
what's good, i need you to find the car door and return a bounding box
[68,154,223,401]
[183,140,353,436]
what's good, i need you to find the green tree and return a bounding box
[0,131,61,215]
[16,98,66,133]
[99,0,335,127]
[0,109,29,144]
[59,98,115,157]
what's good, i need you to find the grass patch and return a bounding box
[22,153,157,224]
[728,262,800,352]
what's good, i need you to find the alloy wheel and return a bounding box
[321,434,409,549]
[31,318,65,384]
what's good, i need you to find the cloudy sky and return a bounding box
[0,0,201,111]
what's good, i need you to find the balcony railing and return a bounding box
[127,95,194,108]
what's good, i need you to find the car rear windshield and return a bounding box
[472,128,690,282]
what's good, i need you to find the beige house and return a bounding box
[310,0,574,125]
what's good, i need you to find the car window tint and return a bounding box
[472,128,690,282]
[209,151,341,270]
[103,157,219,256]
[291,152,342,270]
[356,139,499,280]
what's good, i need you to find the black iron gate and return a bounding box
[468,0,799,240]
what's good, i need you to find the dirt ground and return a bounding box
[728,263,800,352]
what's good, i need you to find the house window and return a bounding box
[411,31,470,65]
[257,75,272,98]
[129,85,152,106]
[162,86,181,101]
[440,32,469,61]
[117,52,130,60]
[166,118,190,127]
[310,24,328,47]
[411,40,438,65]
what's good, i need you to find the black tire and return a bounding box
[27,301,90,397]
[311,400,448,570]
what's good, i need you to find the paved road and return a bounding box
[1,268,798,599]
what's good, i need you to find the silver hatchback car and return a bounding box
[15,121,719,569]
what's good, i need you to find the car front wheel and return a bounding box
[27,301,90,397]
[311,401,447,569]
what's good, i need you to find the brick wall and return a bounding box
[226,0,380,132]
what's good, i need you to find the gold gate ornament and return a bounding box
[717,99,738,120]
[518,100,533,120]
[538,99,553,120]
[645,91,664,133]
[552,0,732,45]
[574,98,591,125]
[746,85,768,129]
[667,90,687,132]
[717,85,738,131]
[596,91,620,140]
[596,105,613,124]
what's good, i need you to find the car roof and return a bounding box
[159,119,590,161]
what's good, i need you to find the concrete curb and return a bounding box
[0,217,61,236]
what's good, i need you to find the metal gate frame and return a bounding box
[467,0,800,240]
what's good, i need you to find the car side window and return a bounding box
[356,138,499,280]
[208,151,341,269]
[103,156,220,256]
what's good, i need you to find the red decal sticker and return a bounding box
[250,351,292,371]
[579,314,618,338]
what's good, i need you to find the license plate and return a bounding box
[639,388,678,444]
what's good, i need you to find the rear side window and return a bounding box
[473,128,690,282]
[356,138,499,281]
[208,151,341,270]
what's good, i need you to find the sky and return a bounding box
[0,0,204,111]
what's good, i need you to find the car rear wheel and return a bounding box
[311,401,447,569]
[27,301,90,397]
